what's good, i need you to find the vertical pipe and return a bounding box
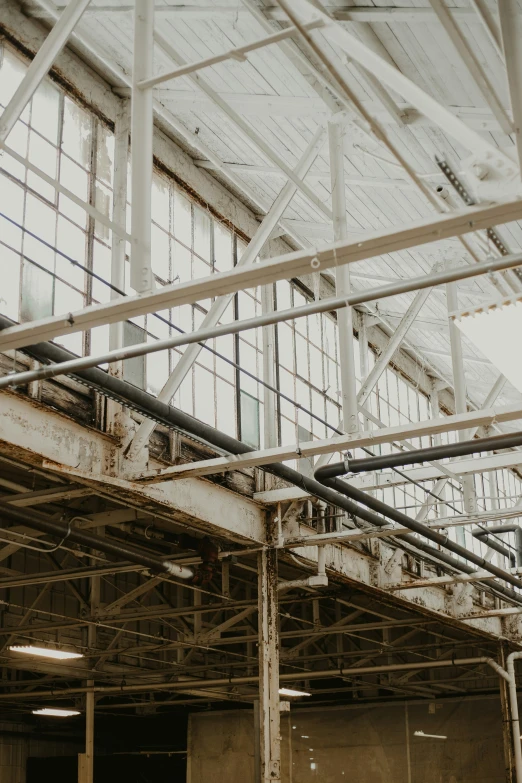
[507,653,522,783]
[328,120,359,434]
[500,643,516,783]
[130,0,154,293]
[85,538,100,783]
[258,514,281,783]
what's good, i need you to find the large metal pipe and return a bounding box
[473,524,522,567]
[471,528,516,568]
[313,468,522,592]
[1,316,522,604]
[317,430,522,476]
[0,503,193,580]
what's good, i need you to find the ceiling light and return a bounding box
[414,730,447,740]
[32,708,80,717]
[452,297,522,393]
[9,645,83,660]
[279,687,311,697]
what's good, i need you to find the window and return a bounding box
[240,391,260,449]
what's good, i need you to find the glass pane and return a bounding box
[21,261,53,321]
[0,247,21,319]
[62,97,92,168]
[240,390,260,449]
[31,80,60,144]
[123,321,146,389]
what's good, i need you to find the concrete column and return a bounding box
[258,514,281,783]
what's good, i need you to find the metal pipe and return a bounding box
[0,503,193,580]
[2,320,522,605]
[329,430,522,475]
[313,466,522,592]
[471,528,516,568]
[473,524,522,568]
[0,657,499,701]
[507,651,522,783]
[3,250,522,391]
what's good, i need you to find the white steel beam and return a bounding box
[468,0,504,59]
[3,250,522,392]
[154,30,333,221]
[130,0,154,293]
[328,119,359,434]
[289,0,515,168]
[138,24,321,90]
[498,0,522,177]
[357,269,439,408]
[22,5,492,24]
[428,0,512,135]
[127,402,522,483]
[124,126,326,459]
[2,198,521,354]
[0,0,92,142]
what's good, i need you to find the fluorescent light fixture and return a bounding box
[32,708,80,717]
[279,687,311,697]
[9,645,83,660]
[414,730,447,740]
[453,297,522,393]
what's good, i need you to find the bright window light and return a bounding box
[279,687,311,697]
[32,708,80,717]
[453,298,522,393]
[9,645,83,660]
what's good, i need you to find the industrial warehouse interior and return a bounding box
[3,0,522,781]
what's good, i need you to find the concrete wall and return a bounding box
[187,698,505,783]
[0,721,81,783]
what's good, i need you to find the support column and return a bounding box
[328,120,359,434]
[446,278,477,523]
[107,100,130,433]
[258,514,281,783]
[85,553,100,783]
[130,0,154,293]
[261,247,278,450]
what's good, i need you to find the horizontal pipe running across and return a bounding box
[0,657,497,701]
[0,503,193,580]
[2,252,522,390]
[332,430,522,475]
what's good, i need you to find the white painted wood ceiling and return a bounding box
[33,0,522,411]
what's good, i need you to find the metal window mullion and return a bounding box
[84,116,98,359]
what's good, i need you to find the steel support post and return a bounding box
[258,515,281,783]
[107,100,130,432]
[130,0,154,293]
[85,546,100,783]
[0,0,92,142]
[446,277,477,520]
[328,120,359,434]
[124,126,325,459]
[261,250,278,450]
